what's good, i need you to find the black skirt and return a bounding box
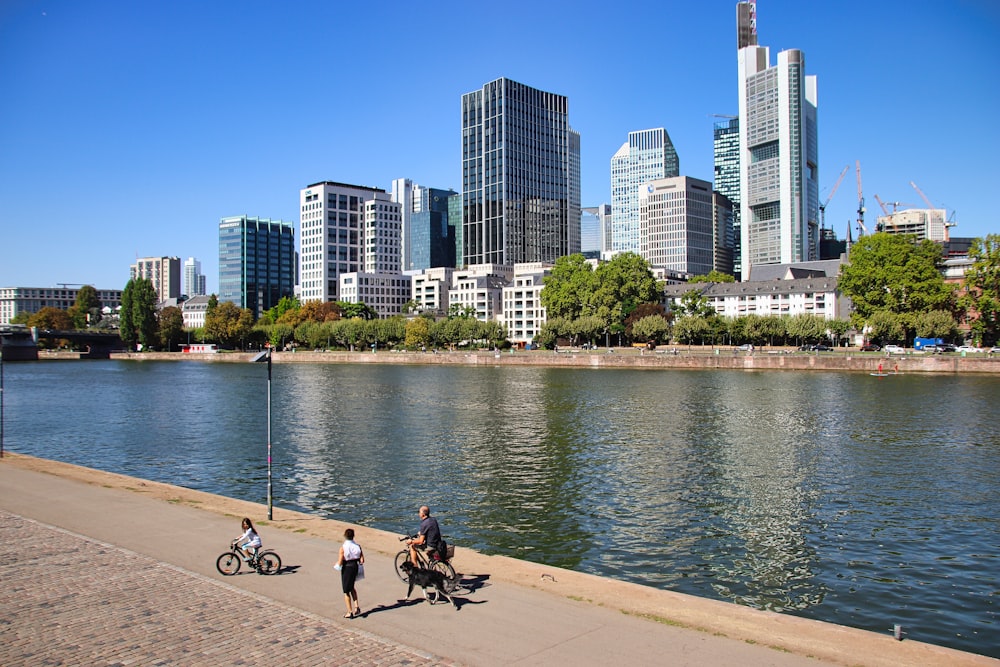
[341,560,360,593]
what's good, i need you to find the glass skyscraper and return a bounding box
[610,128,679,254]
[462,77,580,266]
[737,1,819,269]
[218,215,295,319]
[713,117,742,278]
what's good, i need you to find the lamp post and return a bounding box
[250,348,272,519]
[1,346,5,459]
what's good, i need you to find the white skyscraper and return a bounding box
[610,128,679,254]
[299,181,400,303]
[183,257,206,297]
[736,1,819,272]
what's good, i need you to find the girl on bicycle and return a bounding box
[234,517,262,562]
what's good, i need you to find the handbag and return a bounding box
[356,562,365,580]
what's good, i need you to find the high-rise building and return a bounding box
[638,176,715,276]
[183,257,206,297]
[580,205,609,259]
[448,193,463,268]
[392,179,457,271]
[299,182,400,303]
[461,77,581,266]
[218,216,295,319]
[737,1,819,273]
[610,128,680,254]
[129,256,181,302]
[713,117,742,278]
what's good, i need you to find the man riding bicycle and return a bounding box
[408,505,443,566]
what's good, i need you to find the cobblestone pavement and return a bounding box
[0,511,447,666]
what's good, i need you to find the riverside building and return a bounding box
[736,0,819,271]
[183,257,206,297]
[129,256,181,302]
[218,215,296,320]
[638,176,716,276]
[299,182,401,303]
[461,78,581,266]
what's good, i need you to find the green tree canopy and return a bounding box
[687,270,736,283]
[204,301,254,348]
[120,278,158,350]
[839,233,955,325]
[631,314,671,344]
[961,234,1000,346]
[540,253,596,320]
[158,306,185,351]
[914,310,959,340]
[591,252,660,332]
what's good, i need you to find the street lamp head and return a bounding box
[250,350,270,363]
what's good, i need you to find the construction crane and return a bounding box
[873,194,891,216]
[819,165,849,230]
[856,161,868,236]
[910,181,936,210]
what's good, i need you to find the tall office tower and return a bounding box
[737,1,819,272]
[218,216,295,319]
[610,128,680,254]
[299,182,399,303]
[580,205,608,259]
[713,117,742,278]
[448,193,463,268]
[183,257,206,297]
[638,176,715,276]
[712,191,736,275]
[129,256,181,302]
[461,77,581,266]
[392,179,457,271]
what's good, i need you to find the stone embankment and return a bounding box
[110,348,1000,374]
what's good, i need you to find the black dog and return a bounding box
[400,560,457,608]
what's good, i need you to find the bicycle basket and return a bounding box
[445,544,455,559]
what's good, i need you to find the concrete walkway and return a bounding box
[0,455,994,666]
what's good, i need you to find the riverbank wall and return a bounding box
[107,348,1000,374]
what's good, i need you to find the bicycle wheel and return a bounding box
[394,550,411,582]
[216,551,241,576]
[431,560,457,593]
[256,551,281,575]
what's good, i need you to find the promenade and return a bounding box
[1,454,994,666]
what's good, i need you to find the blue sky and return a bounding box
[1,0,998,293]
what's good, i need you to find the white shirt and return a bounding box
[342,539,362,561]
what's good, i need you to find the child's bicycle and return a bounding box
[394,534,457,593]
[216,541,282,575]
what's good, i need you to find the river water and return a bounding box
[2,359,997,656]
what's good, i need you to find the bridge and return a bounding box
[0,325,124,360]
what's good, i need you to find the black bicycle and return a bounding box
[216,541,282,576]
[394,535,457,593]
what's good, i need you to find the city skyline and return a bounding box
[1,0,997,292]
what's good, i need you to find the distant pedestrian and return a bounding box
[336,528,364,618]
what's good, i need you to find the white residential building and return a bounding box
[411,267,455,315]
[130,256,181,301]
[300,181,400,303]
[501,263,551,345]
[339,272,411,318]
[181,295,211,329]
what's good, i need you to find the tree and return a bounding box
[204,301,253,348]
[158,306,185,351]
[673,290,715,318]
[961,234,1000,346]
[839,233,955,326]
[299,300,341,322]
[687,270,736,283]
[338,301,377,320]
[120,278,158,351]
[673,315,711,344]
[591,252,660,338]
[867,311,906,344]
[631,314,671,344]
[540,253,596,320]
[914,310,959,341]
[27,306,73,330]
[71,285,101,328]
[405,316,431,349]
[786,314,826,345]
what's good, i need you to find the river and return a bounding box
[2,359,997,657]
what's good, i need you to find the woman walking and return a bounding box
[336,528,364,618]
